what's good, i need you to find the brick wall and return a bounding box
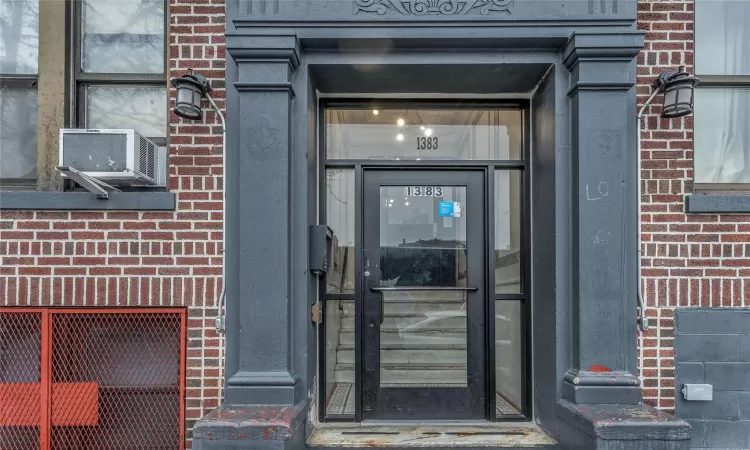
[675,308,750,449]
[637,0,750,414]
[0,0,226,446]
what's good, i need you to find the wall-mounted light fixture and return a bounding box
[171,71,213,120]
[652,65,700,118]
[636,66,699,332]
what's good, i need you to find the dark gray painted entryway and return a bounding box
[192,1,692,449]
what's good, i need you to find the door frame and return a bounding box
[317,99,532,423]
[361,169,487,420]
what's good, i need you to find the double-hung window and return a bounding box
[0,0,167,190]
[74,0,167,146]
[694,0,750,188]
[0,0,39,188]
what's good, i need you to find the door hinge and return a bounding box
[311,301,322,324]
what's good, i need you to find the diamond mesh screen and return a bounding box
[0,312,42,450]
[0,310,184,450]
[51,313,183,450]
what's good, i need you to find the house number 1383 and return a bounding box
[416,137,438,150]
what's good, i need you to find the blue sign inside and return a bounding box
[438,201,454,217]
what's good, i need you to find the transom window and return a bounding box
[326,106,523,161]
[693,0,750,188]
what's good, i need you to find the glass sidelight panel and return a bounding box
[494,171,522,293]
[325,169,356,294]
[324,300,355,417]
[495,300,523,417]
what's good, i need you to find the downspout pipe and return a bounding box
[636,88,661,332]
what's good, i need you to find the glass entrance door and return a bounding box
[362,170,486,420]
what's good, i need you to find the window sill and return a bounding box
[0,191,175,211]
[685,194,750,214]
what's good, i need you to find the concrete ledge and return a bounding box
[685,194,750,214]
[557,400,691,450]
[192,403,306,450]
[0,192,176,211]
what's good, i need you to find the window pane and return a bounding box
[380,185,468,287]
[0,0,38,74]
[327,107,523,160]
[495,171,522,293]
[85,86,167,138]
[326,169,356,294]
[694,88,750,184]
[324,300,355,417]
[81,0,164,73]
[380,290,468,388]
[0,87,37,179]
[695,0,750,76]
[495,300,523,417]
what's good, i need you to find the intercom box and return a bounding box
[309,225,333,276]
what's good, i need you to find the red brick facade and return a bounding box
[0,0,226,446]
[1,0,748,443]
[637,0,750,413]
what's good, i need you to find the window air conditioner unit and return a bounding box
[59,129,163,186]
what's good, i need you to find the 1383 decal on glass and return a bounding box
[404,186,444,197]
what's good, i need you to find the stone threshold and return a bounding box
[307,423,556,448]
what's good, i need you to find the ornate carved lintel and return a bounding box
[353,0,514,15]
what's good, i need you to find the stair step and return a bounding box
[334,363,467,384]
[342,301,466,315]
[341,314,466,330]
[336,330,465,347]
[337,342,466,350]
[337,348,467,364]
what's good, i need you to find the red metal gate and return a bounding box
[0,309,186,450]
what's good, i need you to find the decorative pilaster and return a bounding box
[223,35,302,405]
[562,32,644,405]
[556,32,691,450]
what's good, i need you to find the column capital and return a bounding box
[563,32,644,71]
[227,34,300,70]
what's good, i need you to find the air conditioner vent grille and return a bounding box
[139,137,156,179]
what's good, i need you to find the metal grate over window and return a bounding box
[0,309,186,450]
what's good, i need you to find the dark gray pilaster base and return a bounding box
[557,399,691,450]
[562,370,642,405]
[192,403,306,450]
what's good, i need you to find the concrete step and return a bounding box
[337,347,467,364]
[307,424,557,449]
[334,363,466,385]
